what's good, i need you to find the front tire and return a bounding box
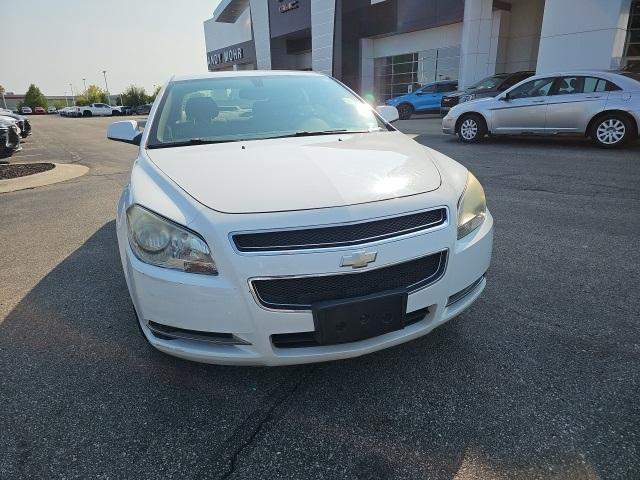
[397,103,414,120]
[591,114,632,148]
[457,114,487,143]
[83,111,92,118]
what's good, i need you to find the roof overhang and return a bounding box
[213,0,250,23]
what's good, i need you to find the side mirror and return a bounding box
[500,93,510,101]
[107,120,142,145]
[376,105,400,123]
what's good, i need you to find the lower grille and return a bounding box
[251,250,447,311]
[441,96,460,108]
[147,321,250,345]
[271,306,430,348]
[446,275,485,306]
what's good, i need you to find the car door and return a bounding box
[545,76,611,133]
[413,84,439,111]
[490,77,557,134]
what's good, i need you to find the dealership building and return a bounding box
[203,0,640,102]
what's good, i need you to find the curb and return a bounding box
[0,163,89,193]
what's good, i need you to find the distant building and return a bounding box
[203,0,639,103]
[1,94,75,110]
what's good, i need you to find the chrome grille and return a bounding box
[233,208,447,252]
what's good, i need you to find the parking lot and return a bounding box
[1,115,639,479]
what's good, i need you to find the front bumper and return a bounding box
[442,114,456,135]
[117,195,493,366]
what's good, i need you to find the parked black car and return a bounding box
[0,119,22,158]
[440,71,535,116]
[135,104,152,115]
[0,111,32,138]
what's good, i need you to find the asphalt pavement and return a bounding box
[1,115,639,479]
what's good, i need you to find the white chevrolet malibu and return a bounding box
[107,71,493,366]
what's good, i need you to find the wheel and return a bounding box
[83,110,92,117]
[397,103,414,120]
[591,114,632,148]
[457,114,487,143]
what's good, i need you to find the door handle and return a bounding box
[531,99,546,103]
[585,95,602,99]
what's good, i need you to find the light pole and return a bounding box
[102,70,111,106]
[82,78,87,94]
[69,83,75,106]
[64,91,68,107]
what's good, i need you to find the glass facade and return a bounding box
[373,46,460,102]
[624,0,640,72]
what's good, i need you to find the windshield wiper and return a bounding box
[265,129,377,139]
[147,138,241,149]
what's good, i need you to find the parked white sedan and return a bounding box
[443,70,640,148]
[107,71,493,366]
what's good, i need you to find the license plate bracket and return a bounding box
[312,290,407,346]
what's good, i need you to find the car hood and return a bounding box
[0,116,17,126]
[146,131,442,214]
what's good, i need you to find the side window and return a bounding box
[581,77,621,93]
[557,76,583,95]
[508,78,556,99]
[583,77,607,93]
[420,85,436,93]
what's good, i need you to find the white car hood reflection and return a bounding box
[146,131,442,214]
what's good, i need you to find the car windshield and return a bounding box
[147,74,386,148]
[469,74,509,90]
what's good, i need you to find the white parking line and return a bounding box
[14,153,43,158]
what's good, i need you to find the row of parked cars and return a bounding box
[386,69,640,148]
[18,106,58,115]
[19,104,153,117]
[0,108,32,157]
[57,104,152,118]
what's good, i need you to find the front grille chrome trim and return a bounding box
[230,207,448,254]
[248,249,448,312]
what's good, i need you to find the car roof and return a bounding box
[523,70,640,88]
[172,70,326,82]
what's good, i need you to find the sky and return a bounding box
[3,0,222,96]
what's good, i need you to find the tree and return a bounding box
[75,84,108,106]
[149,85,162,102]
[23,84,48,109]
[51,100,67,109]
[0,85,5,95]
[121,85,148,107]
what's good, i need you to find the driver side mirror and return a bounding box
[376,105,399,123]
[500,93,511,101]
[107,120,143,145]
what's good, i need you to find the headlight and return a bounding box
[460,94,476,103]
[457,172,486,239]
[126,204,217,275]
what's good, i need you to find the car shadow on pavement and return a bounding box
[0,220,307,479]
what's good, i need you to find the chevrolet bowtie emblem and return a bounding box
[340,251,377,269]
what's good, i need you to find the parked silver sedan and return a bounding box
[442,71,640,148]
